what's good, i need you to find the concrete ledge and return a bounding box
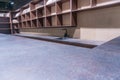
[95,36,120,53]
[14,32,104,48]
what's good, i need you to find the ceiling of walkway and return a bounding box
[0,0,31,10]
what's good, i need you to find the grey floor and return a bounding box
[0,34,120,80]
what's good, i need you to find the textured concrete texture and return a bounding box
[0,34,120,80]
[95,36,120,53]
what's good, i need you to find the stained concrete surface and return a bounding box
[0,34,120,80]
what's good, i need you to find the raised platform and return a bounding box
[95,36,120,53]
[14,32,104,48]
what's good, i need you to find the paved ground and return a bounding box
[0,34,120,80]
[95,36,120,53]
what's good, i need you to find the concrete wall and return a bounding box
[77,5,120,42]
[21,5,120,42]
[20,27,76,38]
